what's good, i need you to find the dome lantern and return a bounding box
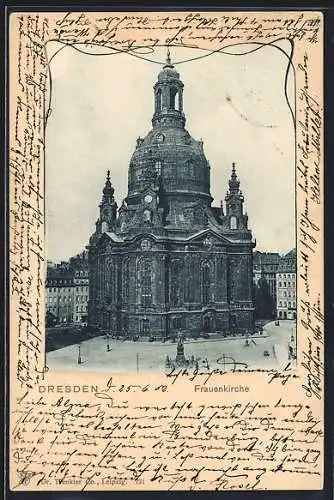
[152,49,185,129]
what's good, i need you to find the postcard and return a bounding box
[9,10,324,491]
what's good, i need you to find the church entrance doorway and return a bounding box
[173,316,182,330]
[203,313,215,332]
[229,314,237,334]
[141,318,150,335]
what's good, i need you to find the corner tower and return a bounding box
[94,170,117,235]
[223,162,249,233]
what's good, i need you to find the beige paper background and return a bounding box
[9,11,324,491]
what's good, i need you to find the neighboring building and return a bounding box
[46,251,89,324]
[253,251,281,312]
[276,248,297,320]
[71,252,89,323]
[87,52,256,339]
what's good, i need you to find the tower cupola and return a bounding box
[97,170,117,232]
[152,49,185,129]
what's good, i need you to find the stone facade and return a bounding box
[46,251,89,324]
[276,249,297,320]
[88,53,256,338]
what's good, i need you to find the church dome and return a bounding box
[127,127,210,199]
[126,52,211,203]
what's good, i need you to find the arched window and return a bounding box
[170,87,179,110]
[155,161,162,176]
[230,216,237,230]
[171,260,182,306]
[106,261,114,304]
[187,259,196,302]
[143,210,152,223]
[202,264,211,305]
[156,88,162,111]
[186,161,194,178]
[139,259,152,307]
[123,259,129,303]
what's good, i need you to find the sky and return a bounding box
[45,41,295,263]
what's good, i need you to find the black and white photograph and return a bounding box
[44,43,297,372]
[8,10,325,494]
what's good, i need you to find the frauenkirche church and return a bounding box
[88,52,256,338]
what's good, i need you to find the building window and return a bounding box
[170,86,179,110]
[140,259,152,307]
[141,239,151,251]
[155,161,162,176]
[156,133,164,143]
[143,209,152,223]
[187,259,196,303]
[230,216,237,230]
[123,259,129,303]
[156,89,162,111]
[171,260,182,306]
[202,263,211,305]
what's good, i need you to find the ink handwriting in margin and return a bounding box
[11,389,322,490]
[52,12,321,48]
[10,14,50,389]
[297,50,323,400]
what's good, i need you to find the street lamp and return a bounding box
[106,333,111,352]
[77,343,82,364]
